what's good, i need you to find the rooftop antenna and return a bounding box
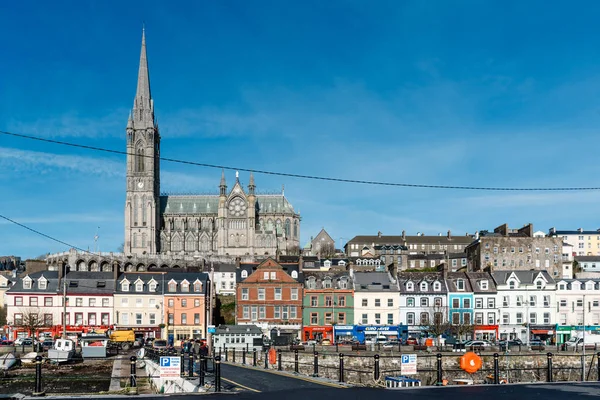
[94,226,100,253]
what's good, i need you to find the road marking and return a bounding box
[221,376,262,392]
[222,361,347,389]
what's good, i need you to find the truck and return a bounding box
[109,329,136,350]
[563,333,600,350]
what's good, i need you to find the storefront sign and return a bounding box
[365,326,396,332]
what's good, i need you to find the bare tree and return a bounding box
[423,305,452,346]
[15,308,47,339]
[317,242,335,259]
[451,318,475,342]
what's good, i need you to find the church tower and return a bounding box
[124,28,161,255]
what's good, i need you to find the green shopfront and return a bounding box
[556,325,600,344]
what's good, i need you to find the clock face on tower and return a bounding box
[137,181,144,189]
[228,198,247,217]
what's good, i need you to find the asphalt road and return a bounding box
[219,362,341,392]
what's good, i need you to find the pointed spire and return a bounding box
[248,172,255,195]
[127,111,134,129]
[136,27,151,103]
[219,169,227,196]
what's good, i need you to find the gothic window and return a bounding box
[141,195,147,225]
[285,219,291,237]
[135,148,145,172]
[133,233,138,248]
[133,196,139,225]
[90,261,99,272]
[185,234,195,252]
[172,235,183,252]
[276,219,282,234]
[141,233,147,248]
[266,219,273,232]
[200,236,209,252]
[293,220,298,237]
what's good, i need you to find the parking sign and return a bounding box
[160,356,181,378]
[400,354,417,375]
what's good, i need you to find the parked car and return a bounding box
[0,340,14,346]
[382,341,400,350]
[41,340,54,351]
[529,340,546,351]
[152,339,168,351]
[14,337,35,346]
[321,339,332,346]
[467,340,491,350]
[499,339,524,351]
[405,337,418,345]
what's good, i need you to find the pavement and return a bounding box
[219,361,347,392]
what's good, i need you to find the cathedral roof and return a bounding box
[159,194,297,215]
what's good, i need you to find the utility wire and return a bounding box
[1,130,598,191]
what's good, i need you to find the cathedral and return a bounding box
[123,30,301,259]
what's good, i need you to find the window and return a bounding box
[433,282,441,291]
[543,312,550,324]
[29,297,38,307]
[420,297,429,307]
[181,299,187,307]
[529,295,536,307]
[168,299,174,307]
[452,298,459,308]
[339,296,346,307]
[406,282,414,291]
[407,312,415,325]
[387,298,393,307]
[44,297,52,307]
[463,313,471,324]
[310,313,318,325]
[251,306,258,321]
[516,296,523,307]
[270,272,276,280]
[560,299,567,307]
[420,282,428,291]
[38,279,47,290]
[241,270,248,279]
[136,282,143,292]
[508,281,516,289]
[325,296,333,307]
[76,298,83,307]
[274,288,282,300]
[102,298,109,307]
[362,299,368,307]
[475,312,483,324]
[407,297,415,307]
[338,312,346,324]
[475,298,483,308]
[543,296,550,307]
[577,299,583,307]
[121,298,128,307]
[149,313,156,325]
[168,282,176,292]
[181,313,187,325]
[529,312,537,324]
[310,296,318,307]
[243,306,249,319]
[122,282,130,292]
[516,313,523,324]
[149,282,157,292]
[488,298,495,308]
[134,298,142,308]
[463,298,471,308]
[121,313,129,325]
[480,280,488,290]
[362,314,368,324]
[101,313,109,325]
[375,299,381,307]
[89,298,96,307]
[242,288,249,300]
[44,314,53,326]
[452,313,460,324]
[434,297,442,307]
[181,282,190,293]
[193,313,200,324]
[263,272,269,280]
[291,288,298,300]
[14,314,23,325]
[136,313,143,325]
[282,306,289,320]
[456,279,465,291]
[502,313,510,324]
[259,307,266,319]
[502,296,509,307]
[258,288,265,300]
[274,307,281,319]
[195,299,200,307]
[487,312,495,324]
[420,312,429,325]
[374,313,381,324]
[291,307,297,319]
[23,279,31,289]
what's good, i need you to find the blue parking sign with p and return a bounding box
[401,355,409,363]
[160,357,171,367]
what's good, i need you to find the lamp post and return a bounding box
[582,294,587,381]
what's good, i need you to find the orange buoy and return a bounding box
[460,351,482,374]
[268,347,277,364]
[425,338,433,347]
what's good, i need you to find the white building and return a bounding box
[397,272,447,338]
[211,264,236,296]
[213,324,263,351]
[555,278,600,344]
[493,270,556,343]
[352,271,400,333]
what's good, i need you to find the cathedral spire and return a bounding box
[136,27,151,104]
[219,169,227,196]
[248,172,255,195]
[132,27,154,129]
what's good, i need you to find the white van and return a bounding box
[564,334,600,350]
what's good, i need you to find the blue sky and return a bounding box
[2,0,600,259]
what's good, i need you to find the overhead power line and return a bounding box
[1,129,599,191]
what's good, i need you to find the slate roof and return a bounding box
[160,194,296,215]
[64,271,115,294]
[215,324,263,335]
[162,272,209,295]
[237,262,304,283]
[212,263,237,273]
[575,256,600,262]
[8,270,59,293]
[115,272,166,294]
[303,271,353,289]
[352,272,398,292]
[348,235,474,245]
[445,272,473,292]
[552,230,600,235]
[491,270,555,285]
[465,272,497,293]
[555,279,600,290]
[397,272,447,294]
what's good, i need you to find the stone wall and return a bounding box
[225,349,600,385]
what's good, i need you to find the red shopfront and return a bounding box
[303,326,333,342]
[474,325,498,341]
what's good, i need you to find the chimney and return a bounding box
[235,257,241,269]
[447,230,452,239]
[113,261,119,281]
[578,228,584,233]
[494,224,508,236]
[377,231,382,238]
[58,261,65,282]
[518,223,533,237]
[298,254,303,273]
[442,262,448,279]
[402,230,406,240]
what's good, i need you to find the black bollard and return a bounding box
[294,350,299,373]
[278,350,282,371]
[225,346,228,362]
[547,352,553,382]
[493,353,499,384]
[597,352,600,382]
[32,355,44,397]
[374,354,380,381]
[253,348,257,366]
[264,351,268,369]
[232,348,236,364]
[313,351,319,377]
[180,353,185,376]
[199,355,205,386]
[339,353,345,383]
[436,353,443,385]
[130,356,137,388]
[243,349,246,365]
[189,353,194,377]
[214,356,221,392]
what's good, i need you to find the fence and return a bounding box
[221,346,600,386]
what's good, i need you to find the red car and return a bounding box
[405,337,418,345]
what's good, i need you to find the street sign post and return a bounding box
[401,354,417,375]
[160,356,181,378]
[208,325,216,334]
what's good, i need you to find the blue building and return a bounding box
[446,273,474,337]
[334,325,408,344]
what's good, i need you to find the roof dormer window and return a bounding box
[194,280,202,293]
[508,281,516,289]
[136,282,143,292]
[291,270,298,279]
[23,277,32,290]
[241,270,248,279]
[536,280,543,289]
[323,278,332,289]
[420,282,428,291]
[181,281,190,293]
[433,281,441,291]
[149,282,157,292]
[480,280,488,290]
[456,279,465,291]
[121,282,130,292]
[168,282,177,293]
[406,282,414,291]
[38,277,47,290]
